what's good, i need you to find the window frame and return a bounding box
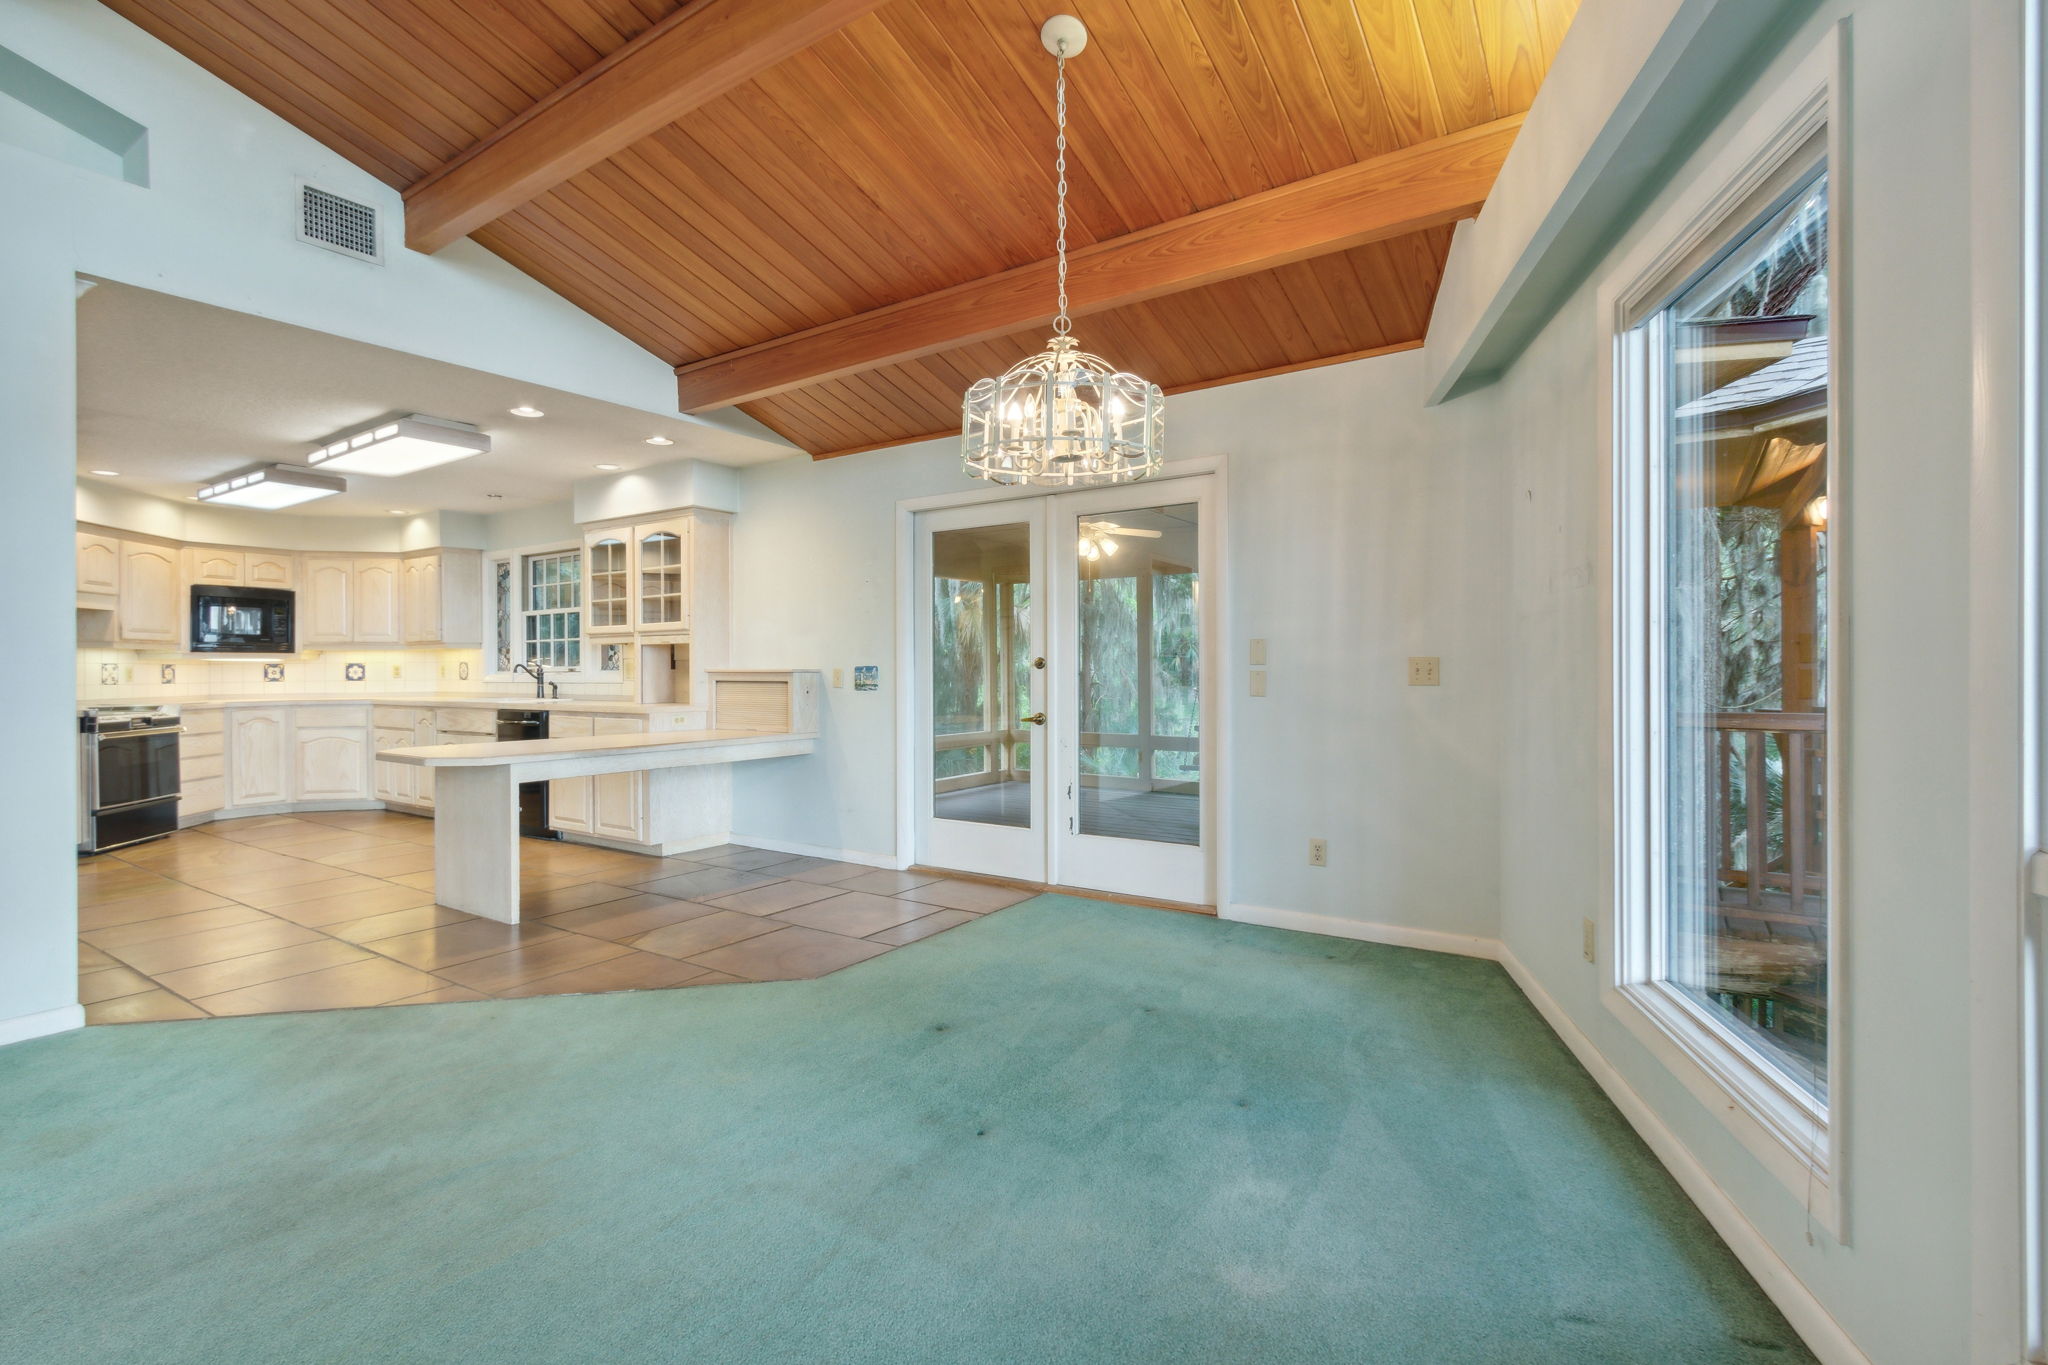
[484,540,619,681]
[1600,33,1848,1236]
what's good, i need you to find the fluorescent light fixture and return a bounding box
[305,414,490,477]
[196,463,345,509]
[508,405,545,418]
[644,435,674,446]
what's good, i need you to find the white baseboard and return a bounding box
[725,833,900,869]
[0,1003,85,1048]
[1223,902,1502,959]
[1496,948,1870,1365]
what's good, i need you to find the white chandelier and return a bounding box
[962,16,1163,487]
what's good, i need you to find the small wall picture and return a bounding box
[99,662,119,685]
[159,664,176,685]
[853,665,879,692]
[264,663,285,683]
[458,660,470,681]
[344,662,366,682]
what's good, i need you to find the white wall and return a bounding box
[728,351,1509,940]
[1477,0,2004,1359]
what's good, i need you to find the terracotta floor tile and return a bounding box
[684,926,894,982]
[495,951,715,998]
[86,989,209,1024]
[772,891,935,938]
[434,934,632,993]
[317,846,438,876]
[261,882,438,928]
[540,894,718,942]
[194,957,446,1016]
[78,887,240,931]
[183,863,359,897]
[296,810,424,833]
[323,903,469,944]
[832,869,945,895]
[383,870,437,892]
[366,918,569,970]
[81,903,270,950]
[703,880,852,916]
[152,939,372,999]
[77,941,120,970]
[568,852,674,883]
[635,866,780,901]
[864,909,977,945]
[756,857,875,884]
[691,847,796,871]
[76,872,179,907]
[630,910,783,960]
[387,983,491,1006]
[521,882,642,916]
[678,970,747,987]
[77,965,160,1004]
[224,873,395,910]
[610,857,709,887]
[113,918,327,975]
[894,879,1039,913]
[248,832,413,861]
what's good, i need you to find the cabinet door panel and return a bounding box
[296,729,369,802]
[183,548,245,586]
[77,533,120,596]
[590,716,646,842]
[372,727,415,804]
[584,531,632,636]
[547,714,595,833]
[246,553,295,590]
[303,559,353,645]
[634,519,690,630]
[353,559,402,644]
[118,542,180,644]
[227,709,291,807]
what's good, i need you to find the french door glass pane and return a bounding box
[1661,169,1829,1097]
[1076,504,1200,845]
[932,523,1031,828]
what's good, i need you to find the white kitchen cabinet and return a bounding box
[584,529,632,637]
[634,517,690,631]
[182,547,245,586]
[227,708,292,807]
[303,557,353,645]
[77,532,120,598]
[352,558,402,645]
[372,726,416,805]
[547,713,595,833]
[413,714,436,807]
[180,711,225,819]
[295,711,370,802]
[246,551,295,590]
[401,549,482,646]
[117,541,180,645]
[401,554,440,644]
[590,714,648,841]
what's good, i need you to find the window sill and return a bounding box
[1604,978,1839,1237]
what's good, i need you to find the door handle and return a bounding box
[1021,712,1047,726]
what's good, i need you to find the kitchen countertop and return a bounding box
[79,694,704,716]
[387,727,812,767]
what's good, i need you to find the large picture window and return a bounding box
[519,549,582,670]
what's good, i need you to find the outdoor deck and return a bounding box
[935,782,1200,845]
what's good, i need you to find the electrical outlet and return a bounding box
[833,668,845,688]
[390,664,402,679]
[1249,669,1267,697]
[1249,638,1267,666]
[1308,838,1327,868]
[123,665,133,683]
[1582,917,1596,963]
[1407,656,1440,686]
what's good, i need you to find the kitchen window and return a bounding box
[521,550,582,669]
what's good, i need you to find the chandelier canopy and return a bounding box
[962,16,1163,487]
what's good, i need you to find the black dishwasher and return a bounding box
[495,709,560,840]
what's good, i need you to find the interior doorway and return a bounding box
[911,475,1218,906]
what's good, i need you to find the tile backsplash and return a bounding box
[77,647,639,703]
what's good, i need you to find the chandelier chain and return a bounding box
[1053,43,1070,337]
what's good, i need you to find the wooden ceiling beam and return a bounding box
[402,0,894,254]
[674,114,1522,413]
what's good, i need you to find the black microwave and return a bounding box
[190,585,295,653]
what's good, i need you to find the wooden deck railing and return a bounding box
[1708,710,1826,928]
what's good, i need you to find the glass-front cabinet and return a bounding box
[584,530,631,637]
[637,518,689,631]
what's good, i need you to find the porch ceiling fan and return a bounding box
[1078,519,1162,560]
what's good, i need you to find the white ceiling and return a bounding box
[75,281,799,517]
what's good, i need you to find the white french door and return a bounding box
[912,475,1216,905]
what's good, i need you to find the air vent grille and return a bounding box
[296,183,380,262]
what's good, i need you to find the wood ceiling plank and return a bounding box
[1352,0,1446,146]
[478,209,712,356]
[267,0,503,146]
[1408,0,1497,131]
[1229,0,1359,174]
[1058,0,1234,212]
[1104,0,1272,199]
[1292,0,1403,162]
[1473,0,1551,116]
[674,114,1520,410]
[403,0,892,252]
[1172,0,1312,187]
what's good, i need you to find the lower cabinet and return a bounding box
[372,727,416,805]
[227,709,292,807]
[295,708,370,802]
[547,714,596,834]
[180,710,225,819]
[591,715,648,842]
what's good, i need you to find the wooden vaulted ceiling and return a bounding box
[99,0,1579,457]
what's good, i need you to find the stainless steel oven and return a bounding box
[190,585,295,654]
[79,706,182,853]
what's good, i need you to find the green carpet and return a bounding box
[1,897,1810,1363]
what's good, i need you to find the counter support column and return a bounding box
[433,764,522,922]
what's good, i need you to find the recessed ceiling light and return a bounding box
[644,435,673,446]
[388,509,412,516]
[196,463,345,509]
[595,463,622,471]
[90,469,121,476]
[508,405,545,418]
[306,414,490,477]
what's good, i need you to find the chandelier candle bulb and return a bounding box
[961,15,1162,487]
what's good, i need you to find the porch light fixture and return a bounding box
[962,16,1162,487]
[305,414,490,478]
[195,463,345,509]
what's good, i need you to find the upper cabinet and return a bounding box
[76,532,119,599]
[352,558,402,645]
[302,557,353,646]
[116,541,180,645]
[246,552,295,590]
[183,547,245,587]
[402,549,482,647]
[584,531,631,638]
[636,518,690,632]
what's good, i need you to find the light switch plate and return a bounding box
[1249,669,1267,697]
[1407,656,1441,686]
[832,668,845,688]
[1249,638,1267,666]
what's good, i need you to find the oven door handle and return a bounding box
[95,793,184,813]
[92,727,185,740]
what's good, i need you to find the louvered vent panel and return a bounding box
[713,680,790,733]
[296,183,380,262]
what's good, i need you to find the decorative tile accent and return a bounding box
[344,662,366,682]
[100,663,119,685]
[458,660,470,681]
[263,663,285,683]
[600,643,623,673]
[159,664,176,685]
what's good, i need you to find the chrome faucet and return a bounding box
[513,660,548,699]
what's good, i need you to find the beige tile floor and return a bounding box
[76,811,1036,1024]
